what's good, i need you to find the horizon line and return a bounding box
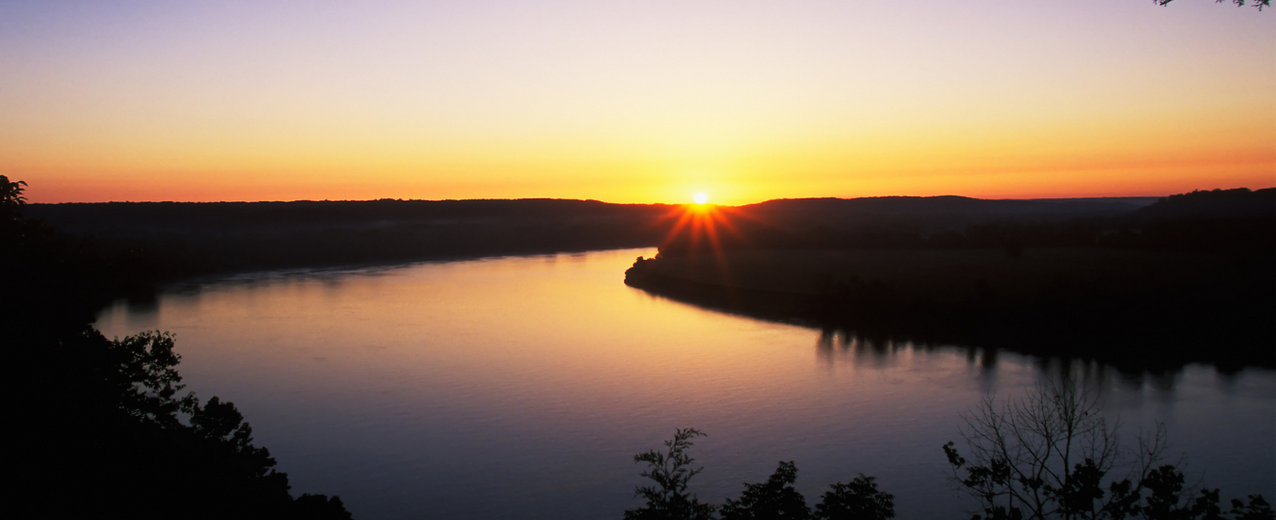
[27,188,1274,207]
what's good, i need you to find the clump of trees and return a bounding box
[628,381,1273,520]
[626,428,718,520]
[1154,0,1268,11]
[3,176,352,519]
[628,188,1276,371]
[624,428,895,520]
[943,380,1273,520]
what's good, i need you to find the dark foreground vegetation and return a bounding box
[632,382,1273,520]
[626,189,1276,371]
[626,428,895,520]
[3,177,352,519]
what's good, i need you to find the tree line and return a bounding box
[627,381,1273,520]
[657,189,1275,257]
[628,188,1276,371]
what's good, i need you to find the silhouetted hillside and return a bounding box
[1116,188,1276,255]
[628,188,1276,371]
[26,198,673,234]
[1132,187,1276,221]
[25,199,679,276]
[740,195,1153,227]
[654,196,1156,255]
[25,190,1269,282]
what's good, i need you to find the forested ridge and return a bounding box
[627,188,1276,371]
[24,193,1169,279]
[23,198,679,276]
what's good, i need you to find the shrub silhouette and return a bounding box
[943,380,1273,520]
[626,428,717,520]
[628,430,896,520]
[719,461,810,520]
[814,475,896,520]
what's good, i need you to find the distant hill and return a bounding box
[742,195,1154,222]
[1131,187,1275,221]
[24,190,1268,279]
[731,196,1155,238]
[626,188,1276,370]
[25,198,674,235]
[23,199,680,276]
[26,195,1159,238]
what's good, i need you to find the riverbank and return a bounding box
[625,247,1275,371]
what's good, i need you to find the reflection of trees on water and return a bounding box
[816,328,1004,373]
[811,327,1258,397]
[815,329,930,368]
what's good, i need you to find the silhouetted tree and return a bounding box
[1,174,26,221]
[813,475,896,520]
[627,431,897,520]
[626,428,717,520]
[943,380,1272,520]
[1154,0,1268,11]
[719,461,812,520]
[293,494,355,520]
[1231,496,1276,520]
[108,330,197,425]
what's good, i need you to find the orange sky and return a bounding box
[1,1,1272,205]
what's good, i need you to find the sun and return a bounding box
[693,192,709,204]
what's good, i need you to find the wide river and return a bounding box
[95,248,1275,519]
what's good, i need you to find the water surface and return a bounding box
[95,248,1276,519]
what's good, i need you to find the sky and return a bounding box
[1,0,1272,205]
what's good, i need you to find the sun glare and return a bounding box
[693,192,709,204]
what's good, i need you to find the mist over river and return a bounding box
[95,248,1276,520]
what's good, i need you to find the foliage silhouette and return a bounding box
[627,428,718,520]
[813,475,896,520]
[943,380,1273,520]
[12,328,354,519]
[3,177,351,518]
[719,461,811,520]
[1154,0,1268,11]
[1232,497,1276,520]
[1,174,26,220]
[628,430,896,520]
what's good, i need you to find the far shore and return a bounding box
[625,247,1275,371]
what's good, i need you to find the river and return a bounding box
[94,248,1276,519]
